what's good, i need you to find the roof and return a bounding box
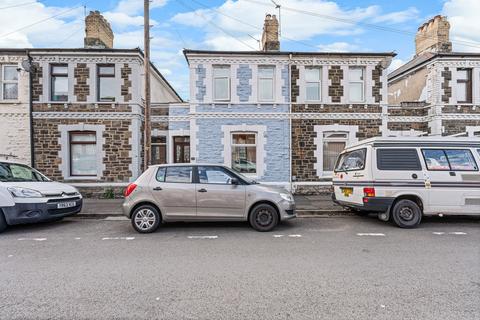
[345,136,480,150]
[0,47,183,102]
[388,51,480,81]
[183,49,395,62]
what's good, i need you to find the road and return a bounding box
[0,216,479,320]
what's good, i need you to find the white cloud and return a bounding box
[372,7,419,24]
[388,58,406,73]
[442,0,480,52]
[114,0,168,15]
[317,42,359,52]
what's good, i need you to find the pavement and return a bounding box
[0,216,478,319]
[80,194,347,218]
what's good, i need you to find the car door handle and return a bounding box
[198,188,207,193]
[449,171,456,176]
[153,187,162,191]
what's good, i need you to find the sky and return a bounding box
[0,0,479,100]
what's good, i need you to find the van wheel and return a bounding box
[131,205,161,233]
[391,199,422,228]
[249,204,279,232]
[0,211,7,233]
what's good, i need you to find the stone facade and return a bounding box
[328,66,343,103]
[121,63,132,102]
[441,67,451,103]
[74,63,90,102]
[372,64,383,103]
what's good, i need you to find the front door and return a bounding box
[151,166,196,218]
[173,136,190,163]
[195,166,246,218]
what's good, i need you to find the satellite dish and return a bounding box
[21,59,32,72]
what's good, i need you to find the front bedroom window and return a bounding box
[258,66,275,101]
[69,132,97,176]
[323,132,348,172]
[231,133,257,174]
[305,67,321,101]
[213,65,230,101]
[349,67,365,102]
[2,65,18,100]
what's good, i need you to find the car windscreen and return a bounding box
[0,162,49,182]
[334,148,366,172]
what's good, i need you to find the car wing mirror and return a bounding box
[230,178,239,185]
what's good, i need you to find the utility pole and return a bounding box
[143,0,151,169]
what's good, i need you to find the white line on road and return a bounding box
[187,236,218,239]
[273,235,284,238]
[8,255,13,258]
[356,233,385,237]
[448,232,467,235]
[288,234,302,238]
[101,237,135,240]
[433,232,445,235]
[17,238,47,241]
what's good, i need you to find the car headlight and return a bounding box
[280,193,294,202]
[7,187,44,198]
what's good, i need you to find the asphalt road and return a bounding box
[0,216,479,320]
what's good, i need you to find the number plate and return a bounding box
[57,201,76,209]
[341,187,353,197]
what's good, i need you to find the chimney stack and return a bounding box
[415,15,452,56]
[261,14,280,51]
[84,11,114,49]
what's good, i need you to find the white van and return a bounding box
[332,137,480,228]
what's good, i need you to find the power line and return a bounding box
[0,1,37,10]
[0,4,86,38]
[242,0,480,50]
[177,0,257,50]
[55,24,84,46]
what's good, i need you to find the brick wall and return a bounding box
[32,65,43,102]
[74,63,90,101]
[293,104,381,113]
[291,65,299,102]
[443,120,480,135]
[372,64,383,103]
[121,63,132,102]
[441,67,452,103]
[328,66,344,103]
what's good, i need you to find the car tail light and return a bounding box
[124,183,137,197]
[363,187,375,197]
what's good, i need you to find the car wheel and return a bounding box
[131,205,161,233]
[0,211,7,233]
[249,204,279,232]
[391,199,422,228]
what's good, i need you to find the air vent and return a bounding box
[377,149,422,171]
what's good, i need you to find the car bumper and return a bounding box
[3,198,83,225]
[332,194,394,213]
[279,200,296,220]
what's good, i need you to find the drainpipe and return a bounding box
[288,53,293,193]
[27,51,35,167]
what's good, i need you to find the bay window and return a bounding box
[2,65,18,100]
[305,67,321,101]
[231,133,257,174]
[97,65,116,102]
[69,132,97,176]
[213,65,230,101]
[456,68,472,103]
[258,66,275,101]
[51,64,68,101]
[349,67,365,102]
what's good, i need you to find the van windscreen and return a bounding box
[335,148,366,172]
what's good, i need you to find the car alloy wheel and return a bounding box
[131,205,160,233]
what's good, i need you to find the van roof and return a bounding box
[344,136,480,151]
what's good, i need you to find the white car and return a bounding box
[0,160,83,233]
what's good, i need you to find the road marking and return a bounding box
[74,237,81,240]
[288,234,302,238]
[433,232,445,235]
[356,233,385,237]
[18,238,47,241]
[273,235,284,238]
[187,236,218,239]
[155,297,160,301]
[101,237,135,241]
[448,232,467,235]
[8,255,13,258]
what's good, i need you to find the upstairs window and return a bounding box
[349,67,365,102]
[51,64,68,102]
[97,65,115,102]
[2,65,18,100]
[231,133,257,174]
[213,65,230,101]
[305,67,321,101]
[258,66,275,101]
[456,68,472,103]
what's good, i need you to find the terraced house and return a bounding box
[388,15,480,138]
[28,11,181,196]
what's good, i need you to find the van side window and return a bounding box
[156,167,166,182]
[335,148,366,172]
[444,149,478,171]
[377,149,421,170]
[422,150,450,170]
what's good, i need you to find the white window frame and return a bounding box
[58,124,105,180]
[213,65,230,101]
[1,64,19,101]
[222,124,266,178]
[257,65,275,102]
[348,67,365,103]
[305,66,322,102]
[314,125,359,177]
[231,132,257,174]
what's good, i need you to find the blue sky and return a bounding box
[1,0,479,100]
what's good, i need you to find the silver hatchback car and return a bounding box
[123,164,296,233]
